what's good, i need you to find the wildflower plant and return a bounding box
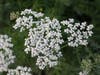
[0,8,95,75]
[12,9,94,71]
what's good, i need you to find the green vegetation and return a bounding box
[0,0,100,75]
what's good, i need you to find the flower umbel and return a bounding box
[24,17,64,69]
[61,19,94,47]
[13,9,44,32]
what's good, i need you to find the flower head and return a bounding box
[24,17,63,69]
[61,19,94,47]
[13,9,44,32]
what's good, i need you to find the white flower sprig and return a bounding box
[13,9,64,70]
[0,35,15,72]
[24,17,64,69]
[61,19,94,47]
[7,66,32,75]
[13,9,44,32]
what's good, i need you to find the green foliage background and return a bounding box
[0,0,100,75]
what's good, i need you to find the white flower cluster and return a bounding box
[79,71,88,75]
[13,9,94,70]
[61,19,94,47]
[7,66,32,75]
[13,9,44,32]
[0,35,15,72]
[24,17,64,69]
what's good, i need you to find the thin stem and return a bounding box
[61,41,68,49]
[61,45,67,49]
[76,49,81,64]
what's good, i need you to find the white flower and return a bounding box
[61,19,94,47]
[0,35,15,72]
[7,66,32,75]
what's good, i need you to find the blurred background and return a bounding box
[0,0,100,75]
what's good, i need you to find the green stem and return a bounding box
[61,45,67,49]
